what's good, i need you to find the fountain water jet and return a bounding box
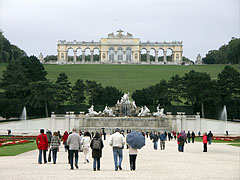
[219,105,227,134]
[20,106,27,130]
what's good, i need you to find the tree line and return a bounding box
[203,38,240,64]
[0,30,27,63]
[0,56,123,118]
[132,67,240,120]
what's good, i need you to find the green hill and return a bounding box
[0,63,239,93]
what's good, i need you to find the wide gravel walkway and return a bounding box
[0,136,239,180]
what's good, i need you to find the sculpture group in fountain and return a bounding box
[153,104,166,117]
[103,106,115,117]
[86,105,100,116]
[85,93,166,117]
[138,106,151,117]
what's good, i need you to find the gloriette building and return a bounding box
[57,30,183,64]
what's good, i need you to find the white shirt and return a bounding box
[82,136,91,147]
[109,132,125,148]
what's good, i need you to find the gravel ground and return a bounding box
[0,136,239,180]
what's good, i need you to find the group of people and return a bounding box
[147,130,213,152]
[36,128,138,171]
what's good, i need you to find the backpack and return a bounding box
[92,139,101,150]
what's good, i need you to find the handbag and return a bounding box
[48,149,51,162]
[79,145,83,152]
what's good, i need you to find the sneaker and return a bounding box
[93,168,96,171]
[75,164,79,169]
[118,166,122,170]
[97,168,100,171]
[70,168,74,170]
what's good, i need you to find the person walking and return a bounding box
[50,132,61,164]
[167,132,171,141]
[177,133,184,152]
[192,131,195,143]
[187,131,191,143]
[67,128,82,170]
[159,132,166,150]
[90,132,104,171]
[207,131,213,145]
[203,132,208,152]
[36,129,48,164]
[82,131,91,164]
[61,131,69,152]
[152,132,159,150]
[109,128,125,171]
[129,145,138,171]
[46,129,52,147]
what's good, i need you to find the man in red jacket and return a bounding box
[36,129,48,164]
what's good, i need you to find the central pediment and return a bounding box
[107,29,133,39]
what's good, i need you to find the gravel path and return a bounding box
[0,136,239,180]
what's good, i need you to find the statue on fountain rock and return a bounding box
[103,106,115,117]
[138,105,150,117]
[153,104,166,117]
[86,105,100,116]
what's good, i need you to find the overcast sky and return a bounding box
[0,0,239,61]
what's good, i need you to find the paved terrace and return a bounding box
[0,136,239,180]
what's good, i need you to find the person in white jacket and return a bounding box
[82,131,91,163]
[109,128,125,171]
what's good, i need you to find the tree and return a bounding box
[27,80,57,117]
[55,73,72,106]
[85,80,104,105]
[226,38,240,64]
[102,86,123,105]
[184,70,212,118]
[0,56,47,118]
[71,79,86,106]
[168,75,184,105]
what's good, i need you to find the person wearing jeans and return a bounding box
[207,131,213,145]
[90,132,104,171]
[50,132,60,164]
[109,128,125,171]
[152,132,159,150]
[67,128,82,170]
[159,132,166,150]
[36,129,48,164]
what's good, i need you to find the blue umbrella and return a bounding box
[127,131,145,149]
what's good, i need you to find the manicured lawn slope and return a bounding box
[1,63,239,93]
[0,141,37,156]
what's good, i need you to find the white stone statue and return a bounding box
[138,106,150,117]
[86,105,99,116]
[153,104,166,117]
[103,106,115,117]
[132,101,137,109]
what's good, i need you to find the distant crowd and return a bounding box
[36,128,213,171]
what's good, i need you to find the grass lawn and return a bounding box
[1,63,240,93]
[193,137,240,147]
[0,141,37,156]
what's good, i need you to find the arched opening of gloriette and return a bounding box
[76,48,82,62]
[108,47,115,62]
[126,47,132,62]
[166,48,173,62]
[158,48,164,62]
[67,48,74,61]
[140,49,147,62]
[84,48,91,62]
[149,48,156,62]
[117,47,123,61]
[93,48,100,62]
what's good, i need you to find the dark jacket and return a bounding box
[152,134,159,142]
[159,134,166,141]
[192,132,195,138]
[90,138,104,158]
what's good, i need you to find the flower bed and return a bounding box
[0,139,30,147]
[212,136,240,142]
